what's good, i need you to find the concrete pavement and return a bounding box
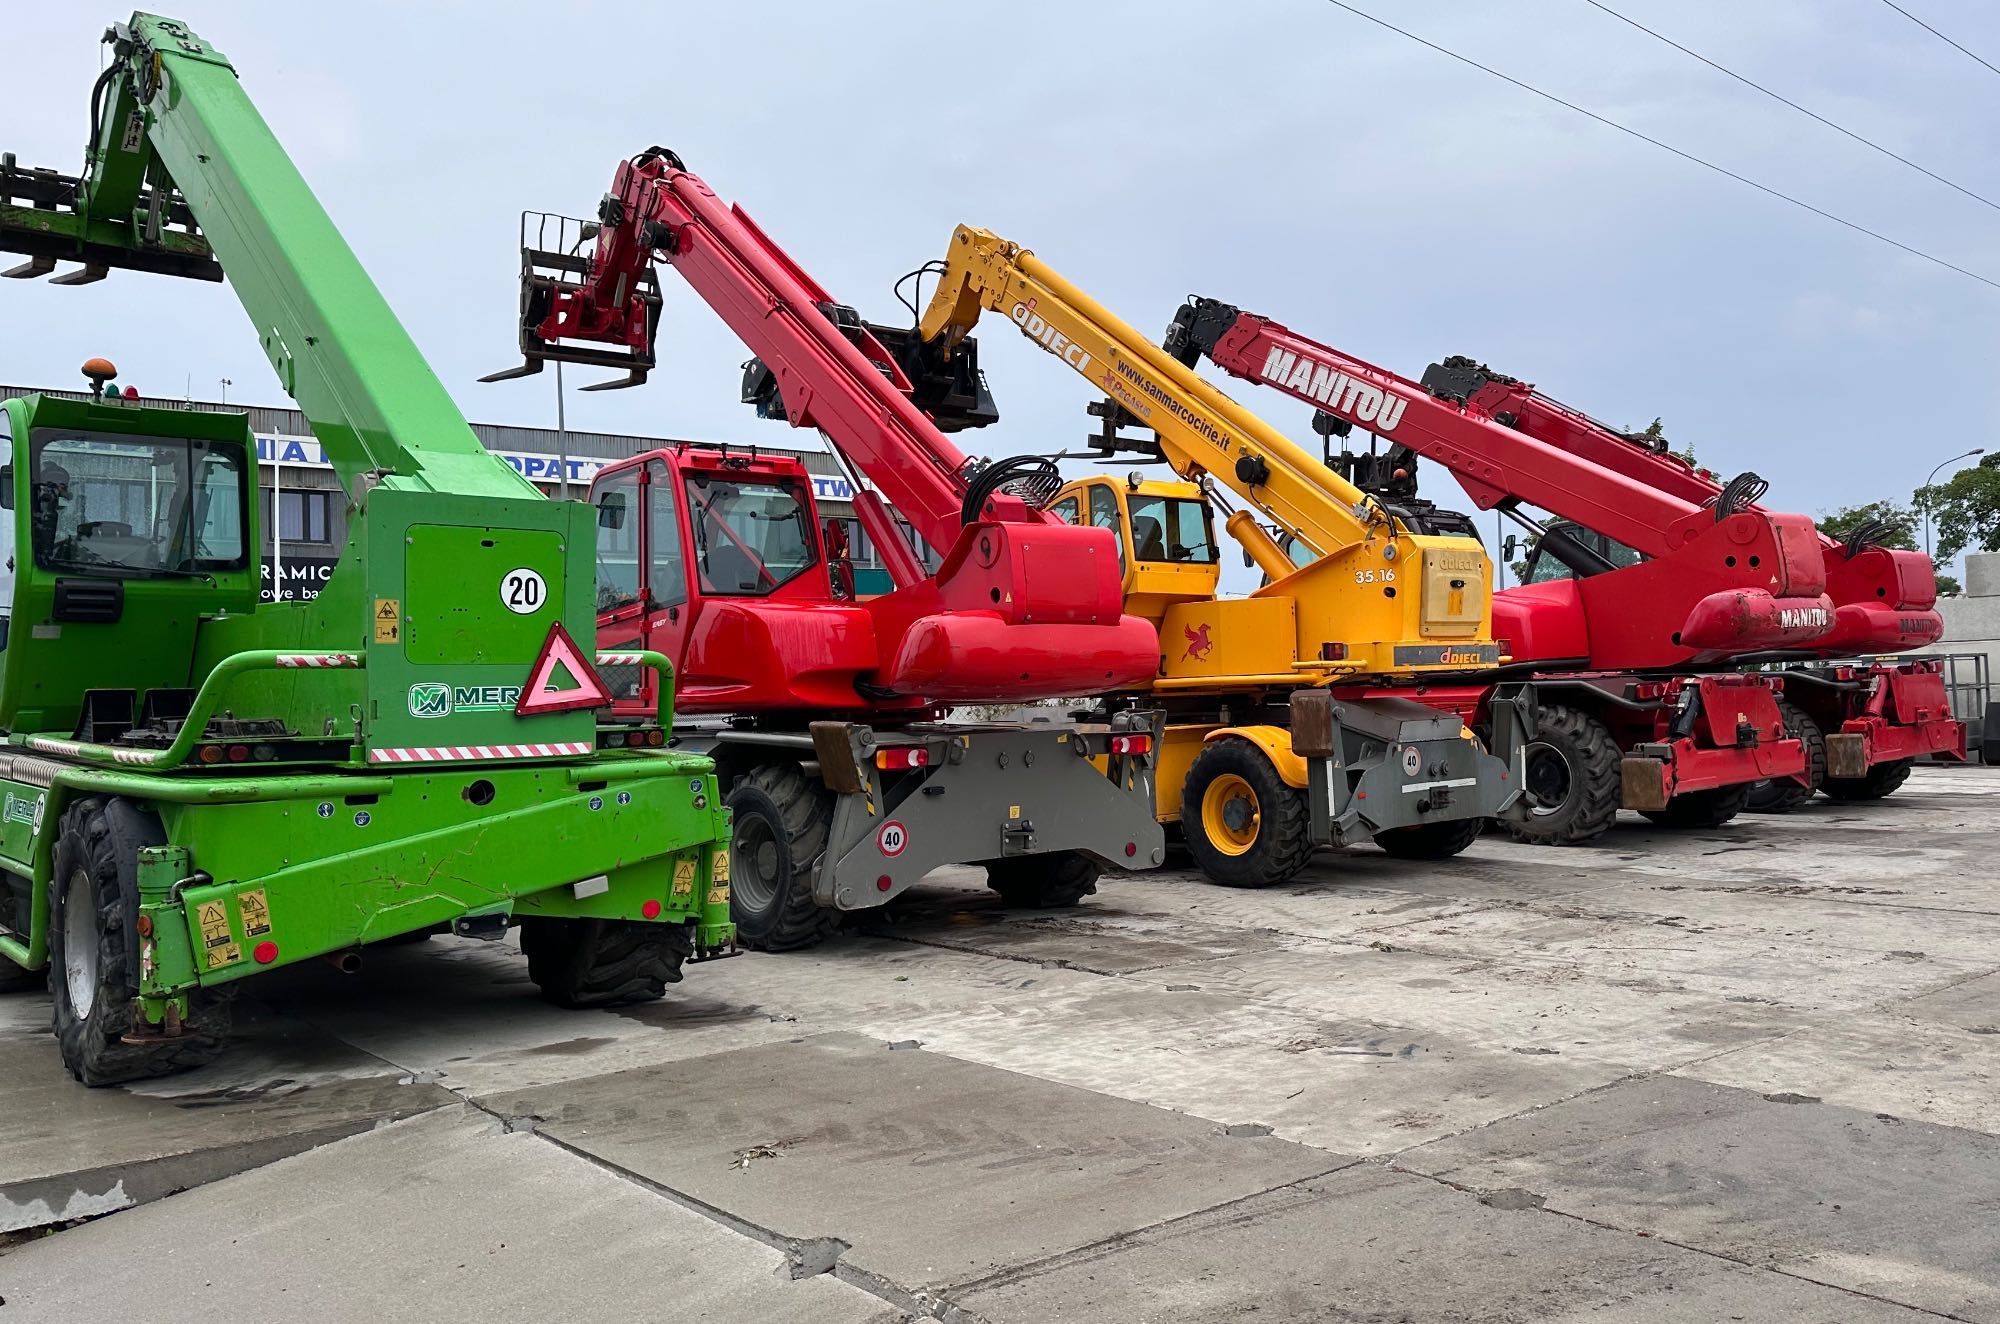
[2,766,1995,1321]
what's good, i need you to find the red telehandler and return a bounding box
[485,149,1165,949]
[1428,357,1964,803]
[1164,298,1829,842]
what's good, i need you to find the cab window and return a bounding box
[28,430,247,578]
[1128,492,1217,564]
[646,462,688,609]
[686,474,817,596]
[1047,495,1080,526]
[1087,485,1126,571]
[593,468,643,612]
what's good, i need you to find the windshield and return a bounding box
[685,474,817,596]
[29,429,247,578]
[1523,523,1646,584]
[1128,493,1217,564]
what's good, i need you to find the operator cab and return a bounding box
[1515,521,1647,585]
[1048,475,1219,623]
[0,360,259,739]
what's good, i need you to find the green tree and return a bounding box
[1818,500,1918,550]
[1916,454,2000,565]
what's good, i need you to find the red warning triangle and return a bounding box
[515,622,613,716]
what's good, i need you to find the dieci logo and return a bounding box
[1010,300,1092,372]
[407,684,524,718]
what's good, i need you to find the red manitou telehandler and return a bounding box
[486,149,1165,948]
[1427,355,1965,805]
[1165,298,1832,842]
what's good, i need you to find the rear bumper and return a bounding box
[1619,735,1804,811]
[813,719,1165,910]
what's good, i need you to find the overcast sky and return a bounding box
[6,1,1998,586]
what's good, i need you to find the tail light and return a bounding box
[875,747,930,771]
[1319,642,1347,661]
[1109,733,1153,756]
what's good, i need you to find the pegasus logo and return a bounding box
[1183,622,1215,661]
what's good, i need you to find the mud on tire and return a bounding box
[1746,696,1824,813]
[520,917,691,1009]
[1640,782,1751,829]
[1507,703,1621,846]
[1180,737,1316,888]
[1823,757,1914,802]
[50,796,232,1085]
[983,852,1100,908]
[724,762,840,952]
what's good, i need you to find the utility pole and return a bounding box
[1922,446,1984,559]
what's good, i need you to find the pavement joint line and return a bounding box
[1386,1161,1969,1321]
[931,1159,1362,1300]
[441,1089,958,1321]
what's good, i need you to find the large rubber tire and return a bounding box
[1823,758,1915,802]
[1640,782,1751,828]
[1746,697,1825,813]
[724,763,839,952]
[50,797,232,1085]
[519,918,690,1009]
[1374,815,1484,860]
[1506,704,1621,846]
[983,852,1101,908]
[1180,738,1315,888]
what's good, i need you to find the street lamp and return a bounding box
[1922,447,1985,559]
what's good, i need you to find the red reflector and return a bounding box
[252,941,279,965]
[875,747,930,770]
[1319,642,1348,661]
[641,899,663,919]
[136,914,154,937]
[626,731,644,747]
[1124,842,1137,858]
[877,875,893,891]
[228,745,250,763]
[1109,734,1153,755]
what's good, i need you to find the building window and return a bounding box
[276,490,333,544]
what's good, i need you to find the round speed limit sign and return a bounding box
[501,567,548,615]
[877,820,909,858]
[1400,745,1423,777]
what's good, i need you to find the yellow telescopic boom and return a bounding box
[918,225,1499,677]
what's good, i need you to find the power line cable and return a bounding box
[1879,1,2000,81]
[1584,0,2000,215]
[1320,0,2000,293]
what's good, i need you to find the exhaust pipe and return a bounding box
[323,949,363,975]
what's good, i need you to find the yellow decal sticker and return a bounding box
[196,899,240,968]
[1056,733,1069,743]
[1009,805,1022,819]
[710,850,730,882]
[373,598,401,644]
[706,886,730,907]
[670,856,697,898]
[238,889,272,938]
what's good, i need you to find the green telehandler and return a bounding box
[0,13,734,1085]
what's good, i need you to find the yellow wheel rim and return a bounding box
[1201,773,1261,856]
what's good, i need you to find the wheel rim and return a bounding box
[1201,773,1262,856]
[1522,741,1573,818]
[730,813,783,914]
[61,867,98,1019]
